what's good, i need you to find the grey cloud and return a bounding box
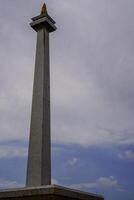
[0,1,134,147]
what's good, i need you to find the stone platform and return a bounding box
[0,185,104,200]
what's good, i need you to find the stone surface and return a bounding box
[26,14,56,187]
[0,185,104,200]
[30,15,56,32]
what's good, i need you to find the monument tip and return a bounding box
[40,3,48,15]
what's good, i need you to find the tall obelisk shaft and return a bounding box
[26,7,56,187]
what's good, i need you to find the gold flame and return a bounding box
[40,3,47,15]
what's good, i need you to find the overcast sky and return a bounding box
[0,1,134,200]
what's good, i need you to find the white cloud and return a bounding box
[97,176,118,188]
[67,158,79,166]
[0,145,27,158]
[52,178,59,185]
[70,176,122,191]
[0,179,23,189]
[118,150,134,160]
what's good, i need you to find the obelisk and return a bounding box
[0,3,104,200]
[26,3,57,187]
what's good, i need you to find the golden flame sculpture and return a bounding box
[40,3,47,15]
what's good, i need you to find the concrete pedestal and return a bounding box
[0,185,104,200]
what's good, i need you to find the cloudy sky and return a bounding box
[0,0,134,200]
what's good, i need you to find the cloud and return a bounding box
[118,150,134,160]
[50,0,134,148]
[97,177,118,188]
[0,145,27,158]
[0,179,23,189]
[70,176,122,191]
[52,178,60,185]
[0,0,134,148]
[67,158,79,166]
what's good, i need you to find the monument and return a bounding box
[26,3,55,187]
[0,3,104,200]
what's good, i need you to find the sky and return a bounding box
[0,0,134,200]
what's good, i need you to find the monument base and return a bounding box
[0,185,104,200]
